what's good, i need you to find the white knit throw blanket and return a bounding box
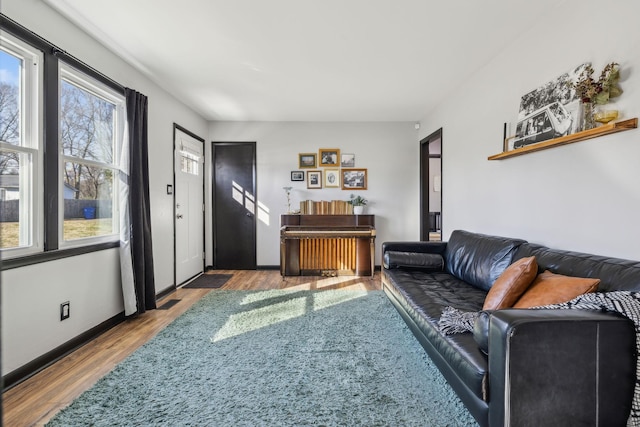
[438,291,640,427]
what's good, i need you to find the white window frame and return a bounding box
[58,63,124,248]
[0,33,43,258]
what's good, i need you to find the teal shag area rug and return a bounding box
[47,290,477,426]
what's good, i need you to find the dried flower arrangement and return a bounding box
[569,62,622,104]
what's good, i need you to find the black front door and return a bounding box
[212,142,257,269]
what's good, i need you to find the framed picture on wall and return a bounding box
[307,170,322,189]
[324,169,340,188]
[342,168,367,190]
[299,153,317,168]
[341,153,355,167]
[291,171,304,181]
[319,148,340,167]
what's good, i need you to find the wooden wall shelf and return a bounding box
[488,118,638,160]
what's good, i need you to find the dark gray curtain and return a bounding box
[125,88,156,314]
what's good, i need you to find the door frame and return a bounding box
[173,123,206,287]
[211,141,257,269]
[420,128,443,241]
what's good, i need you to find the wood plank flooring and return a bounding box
[3,270,381,427]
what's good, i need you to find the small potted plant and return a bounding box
[348,194,368,215]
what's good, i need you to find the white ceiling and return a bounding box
[44,0,564,122]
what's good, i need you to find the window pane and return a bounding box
[0,150,30,248]
[63,161,114,240]
[180,151,199,175]
[60,80,114,163]
[0,49,21,145]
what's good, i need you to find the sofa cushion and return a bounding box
[513,243,640,292]
[382,268,489,401]
[513,270,600,308]
[483,256,538,310]
[383,251,444,271]
[444,230,526,291]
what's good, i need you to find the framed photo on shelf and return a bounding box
[342,168,367,190]
[341,153,355,167]
[508,63,588,151]
[307,170,322,189]
[319,148,340,167]
[324,169,340,188]
[298,153,317,168]
[291,171,304,181]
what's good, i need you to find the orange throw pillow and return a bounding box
[513,270,600,308]
[483,256,538,310]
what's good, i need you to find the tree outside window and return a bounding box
[59,68,122,242]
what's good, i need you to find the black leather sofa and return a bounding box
[381,230,640,427]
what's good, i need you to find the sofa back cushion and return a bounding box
[444,230,525,291]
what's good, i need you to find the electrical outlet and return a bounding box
[60,301,70,321]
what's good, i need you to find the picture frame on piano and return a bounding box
[342,168,367,190]
[307,170,322,189]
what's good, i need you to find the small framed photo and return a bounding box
[342,168,367,190]
[298,153,317,168]
[341,153,355,168]
[324,169,340,188]
[319,148,340,167]
[291,171,304,181]
[307,170,322,189]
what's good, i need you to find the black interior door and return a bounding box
[213,142,256,269]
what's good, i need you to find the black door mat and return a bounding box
[182,274,233,289]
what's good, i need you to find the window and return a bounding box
[179,141,201,176]
[0,33,42,257]
[0,17,126,265]
[59,64,124,246]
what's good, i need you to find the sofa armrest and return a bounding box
[381,241,447,255]
[487,309,636,427]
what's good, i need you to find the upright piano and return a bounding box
[280,214,376,277]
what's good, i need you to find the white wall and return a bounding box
[418,0,640,261]
[2,250,122,374]
[428,157,441,213]
[208,122,419,267]
[2,0,208,375]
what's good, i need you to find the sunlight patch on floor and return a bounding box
[281,282,313,292]
[240,289,302,305]
[212,297,307,342]
[316,276,357,288]
[313,286,368,311]
[213,285,370,342]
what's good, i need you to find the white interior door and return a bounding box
[175,128,204,285]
